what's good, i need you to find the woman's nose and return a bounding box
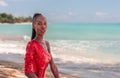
[42,25,46,29]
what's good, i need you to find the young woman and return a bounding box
[24,13,59,78]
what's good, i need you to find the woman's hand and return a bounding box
[25,72,38,78]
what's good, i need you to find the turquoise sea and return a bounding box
[0,23,120,40]
[0,23,120,77]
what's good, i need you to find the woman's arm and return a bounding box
[50,57,60,78]
[45,41,60,78]
[24,42,38,78]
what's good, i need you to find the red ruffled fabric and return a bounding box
[24,40,51,78]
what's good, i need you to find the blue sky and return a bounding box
[0,0,120,23]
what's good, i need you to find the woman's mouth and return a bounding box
[40,30,46,33]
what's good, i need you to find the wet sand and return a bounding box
[0,60,79,78]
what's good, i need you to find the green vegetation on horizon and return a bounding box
[0,13,32,23]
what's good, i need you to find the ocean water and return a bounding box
[46,23,120,40]
[1,23,120,40]
[0,23,120,78]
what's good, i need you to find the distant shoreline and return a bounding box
[0,22,32,25]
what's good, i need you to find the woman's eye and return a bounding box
[38,23,42,25]
[44,23,46,25]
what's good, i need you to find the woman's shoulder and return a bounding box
[45,40,50,46]
[27,40,37,46]
[27,40,35,43]
[45,40,49,43]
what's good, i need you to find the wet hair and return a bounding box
[31,13,43,40]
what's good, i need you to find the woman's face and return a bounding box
[34,16,47,36]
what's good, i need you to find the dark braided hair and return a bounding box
[31,13,43,40]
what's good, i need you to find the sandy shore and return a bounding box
[0,60,79,78]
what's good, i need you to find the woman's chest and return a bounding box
[34,47,51,64]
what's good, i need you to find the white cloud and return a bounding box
[68,12,73,16]
[0,1,8,7]
[68,11,79,16]
[96,12,108,16]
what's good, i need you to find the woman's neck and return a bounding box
[34,36,44,43]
